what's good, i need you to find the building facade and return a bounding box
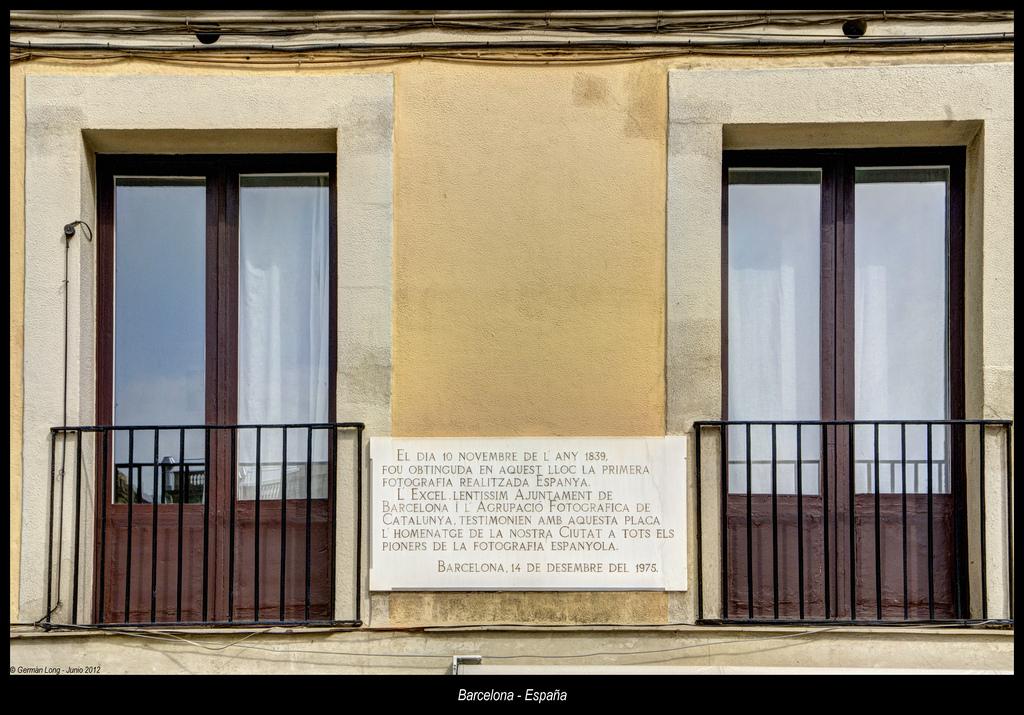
[9,10,1014,674]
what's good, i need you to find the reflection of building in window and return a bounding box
[114,459,206,504]
[163,461,207,503]
[114,468,142,505]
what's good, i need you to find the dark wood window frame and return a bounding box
[94,153,338,623]
[721,146,967,620]
[722,147,965,427]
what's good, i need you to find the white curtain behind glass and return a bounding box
[237,175,330,500]
[727,170,822,495]
[854,168,949,494]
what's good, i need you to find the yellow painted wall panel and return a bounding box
[393,64,666,437]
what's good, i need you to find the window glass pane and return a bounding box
[854,166,950,494]
[727,169,821,495]
[113,177,206,504]
[237,174,330,501]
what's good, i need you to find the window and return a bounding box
[96,155,337,623]
[723,148,965,619]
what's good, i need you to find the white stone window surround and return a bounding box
[666,62,1013,621]
[19,74,394,624]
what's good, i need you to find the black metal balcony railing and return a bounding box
[694,419,1013,626]
[41,418,1013,629]
[43,422,364,629]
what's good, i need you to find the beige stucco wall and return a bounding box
[10,65,25,619]
[16,70,393,626]
[10,51,1014,635]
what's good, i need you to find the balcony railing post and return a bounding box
[124,428,135,623]
[926,423,935,620]
[228,427,237,623]
[304,426,312,622]
[745,423,753,619]
[822,422,830,620]
[150,429,159,623]
[330,425,338,623]
[355,424,364,626]
[771,423,779,620]
[953,421,967,619]
[45,431,58,627]
[979,423,987,620]
[254,426,261,622]
[873,422,882,620]
[176,428,185,622]
[694,423,704,622]
[796,424,805,620]
[202,427,210,622]
[99,429,110,624]
[848,422,856,621]
[280,427,288,622]
[1006,424,1014,621]
[901,423,908,620]
[720,425,729,620]
[71,430,83,625]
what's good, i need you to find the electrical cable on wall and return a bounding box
[36,220,93,628]
[7,10,1014,37]
[10,36,1014,68]
[15,618,1010,665]
[9,8,1015,67]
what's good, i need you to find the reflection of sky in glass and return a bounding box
[727,169,821,495]
[113,179,206,501]
[854,167,949,493]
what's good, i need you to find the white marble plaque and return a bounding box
[369,436,687,591]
